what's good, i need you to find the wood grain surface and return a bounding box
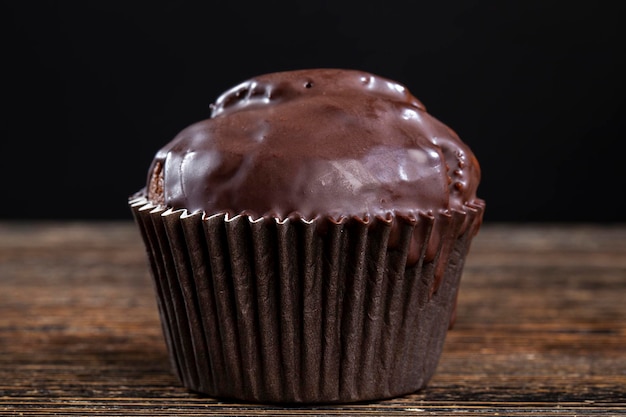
[1,221,625,416]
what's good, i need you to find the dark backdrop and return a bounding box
[2,1,625,223]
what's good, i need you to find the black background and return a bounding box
[2,1,625,223]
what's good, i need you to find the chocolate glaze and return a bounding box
[143,69,481,223]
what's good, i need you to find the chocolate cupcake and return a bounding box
[129,68,485,404]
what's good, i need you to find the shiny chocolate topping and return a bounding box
[144,68,481,220]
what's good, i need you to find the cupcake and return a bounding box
[129,68,485,404]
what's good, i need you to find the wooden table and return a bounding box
[1,221,625,416]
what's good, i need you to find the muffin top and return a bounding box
[143,68,481,220]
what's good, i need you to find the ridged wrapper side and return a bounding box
[129,197,484,404]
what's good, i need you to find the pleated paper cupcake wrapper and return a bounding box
[129,197,484,404]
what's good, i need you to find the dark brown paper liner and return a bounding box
[129,197,485,404]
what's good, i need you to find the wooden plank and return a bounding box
[1,221,625,415]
